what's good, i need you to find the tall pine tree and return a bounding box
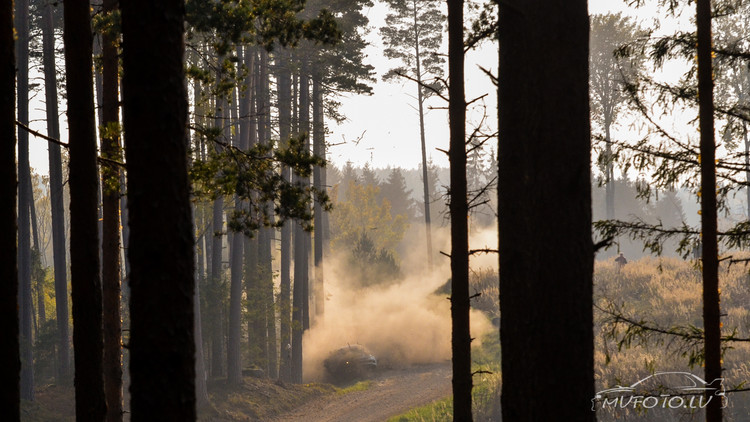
[1,0,20,417]
[498,0,594,420]
[121,0,196,419]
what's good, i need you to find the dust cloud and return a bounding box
[303,224,496,382]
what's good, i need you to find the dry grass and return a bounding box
[595,255,750,420]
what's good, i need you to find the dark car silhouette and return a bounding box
[323,344,377,382]
[592,372,725,410]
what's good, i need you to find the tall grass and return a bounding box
[595,256,750,421]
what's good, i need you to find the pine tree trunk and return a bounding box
[744,128,750,218]
[0,1,20,416]
[194,272,210,407]
[41,0,71,384]
[35,253,46,329]
[696,0,722,420]
[210,93,226,378]
[120,0,196,418]
[15,0,35,401]
[277,50,293,382]
[604,118,615,220]
[192,77,209,407]
[242,47,264,374]
[63,0,106,419]
[312,76,325,320]
[100,0,123,419]
[256,49,276,378]
[30,181,40,340]
[498,1,594,420]
[447,0,471,419]
[300,73,310,334]
[292,70,310,384]
[413,0,433,272]
[227,88,244,385]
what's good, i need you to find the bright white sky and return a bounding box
[326,2,497,171]
[24,1,687,175]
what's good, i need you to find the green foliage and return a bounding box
[380,0,445,95]
[346,232,401,287]
[379,168,416,221]
[336,380,372,395]
[185,0,341,55]
[330,180,408,253]
[190,134,330,235]
[98,121,123,195]
[91,8,121,45]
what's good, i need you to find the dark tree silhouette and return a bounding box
[312,76,325,319]
[63,0,106,419]
[696,0,721,420]
[121,0,196,419]
[446,0,471,419]
[0,0,20,417]
[15,0,34,401]
[498,0,594,420]
[98,1,123,420]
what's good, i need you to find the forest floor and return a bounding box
[271,361,452,422]
[20,361,451,421]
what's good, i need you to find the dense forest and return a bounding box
[4,0,750,421]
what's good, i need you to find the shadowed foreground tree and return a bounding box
[498,0,594,420]
[0,1,20,418]
[447,0,471,419]
[15,0,34,401]
[121,0,196,419]
[98,0,123,419]
[63,0,106,419]
[696,0,721,420]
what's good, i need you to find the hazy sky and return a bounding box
[326,2,497,171]
[22,1,672,176]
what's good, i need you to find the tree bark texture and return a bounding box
[121,0,196,419]
[498,1,594,421]
[15,0,34,401]
[63,0,106,419]
[277,50,293,382]
[446,0,471,419]
[1,0,20,417]
[100,0,123,419]
[312,76,325,320]
[696,0,722,420]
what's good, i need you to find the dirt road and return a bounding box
[272,362,453,422]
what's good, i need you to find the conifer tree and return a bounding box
[0,0,20,417]
[63,0,106,417]
[15,0,34,401]
[380,0,445,270]
[121,0,196,418]
[40,0,70,383]
[498,0,594,420]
